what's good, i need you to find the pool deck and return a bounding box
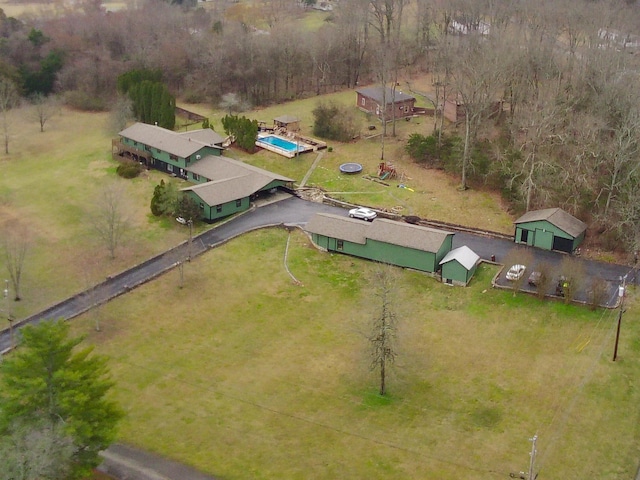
[256,132,326,158]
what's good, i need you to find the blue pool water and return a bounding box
[258,135,304,152]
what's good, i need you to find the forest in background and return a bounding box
[2,0,640,254]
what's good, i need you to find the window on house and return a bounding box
[236,199,242,207]
[361,97,365,106]
[170,154,178,161]
[167,164,173,173]
[193,173,200,181]
[337,240,344,251]
[199,203,204,209]
[216,205,222,213]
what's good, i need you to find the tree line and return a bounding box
[1,0,640,252]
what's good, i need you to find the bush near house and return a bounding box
[221,114,258,152]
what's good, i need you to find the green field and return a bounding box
[1,98,639,479]
[72,228,640,479]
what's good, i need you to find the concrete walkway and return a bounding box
[298,150,324,188]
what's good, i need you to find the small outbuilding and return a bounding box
[273,115,300,132]
[439,245,480,286]
[514,208,587,253]
[356,86,416,121]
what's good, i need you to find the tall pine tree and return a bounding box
[0,320,123,479]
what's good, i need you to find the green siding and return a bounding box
[312,235,446,273]
[441,260,477,286]
[120,137,220,171]
[436,236,454,264]
[515,219,583,252]
[185,191,250,222]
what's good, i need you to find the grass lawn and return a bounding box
[73,228,640,480]
[0,106,186,320]
[184,86,514,233]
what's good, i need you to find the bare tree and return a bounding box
[92,182,130,260]
[219,92,249,115]
[108,95,133,134]
[368,264,398,396]
[1,221,30,301]
[0,419,75,480]
[558,256,586,304]
[449,35,505,189]
[532,261,556,301]
[0,79,18,154]
[30,93,60,133]
[587,277,609,311]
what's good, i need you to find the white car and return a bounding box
[349,207,377,221]
[506,264,526,281]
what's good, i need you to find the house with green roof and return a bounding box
[514,208,587,253]
[305,213,454,273]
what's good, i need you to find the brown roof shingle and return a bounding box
[305,213,454,252]
[181,156,293,206]
[119,123,223,158]
[514,208,586,238]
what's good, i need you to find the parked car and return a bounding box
[348,207,377,221]
[528,271,542,287]
[506,264,526,281]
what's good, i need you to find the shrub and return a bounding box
[405,133,434,163]
[587,277,609,310]
[312,101,358,141]
[116,160,142,179]
[176,194,201,222]
[222,114,258,152]
[64,90,107,111]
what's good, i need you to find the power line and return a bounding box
[535,284,624,474]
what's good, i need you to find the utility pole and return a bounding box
[527,434,538,480]
[613,276,626,361]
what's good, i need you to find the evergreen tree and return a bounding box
[0,320,123,479]
[119,70,175,129]
[222,114,258,152]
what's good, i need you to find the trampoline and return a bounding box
[339,163,363,174]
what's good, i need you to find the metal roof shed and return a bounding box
[439,245,480,286]
[514,208,587,253]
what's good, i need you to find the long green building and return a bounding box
[305,213,454,273]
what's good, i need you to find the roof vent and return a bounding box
[196,155,201,160]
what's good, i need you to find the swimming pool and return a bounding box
[257,135,304,153]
